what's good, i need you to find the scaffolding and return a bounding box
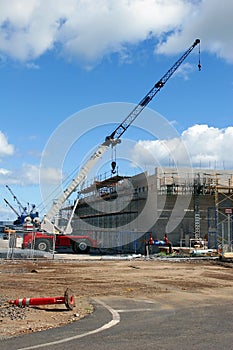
[57,167,233,253]
[213,174,233,254]
[65,171,150,253]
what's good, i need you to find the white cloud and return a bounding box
[58,0,191,64]
[174,62,196,80]
[39,166,63,185]
[0,163,62,186]
[19,164,40,185]
[25,62,40,69]
[155,0,233,63]
[0,0,191,63]
[0,164,63,220]
[0,164,36,185]
[0,131,14,157]
[131,124,233,169]
[1,0,232,66]
[0,168,11,176]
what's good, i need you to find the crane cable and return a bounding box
[198,40,201,71]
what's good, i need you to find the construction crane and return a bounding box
[5,185,27,216]
[3,198,21,218]
[41,39,201,234]
[3,198,24,225]
[5,185,39,224]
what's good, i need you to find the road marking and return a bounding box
[17,299,120,350]
[116,308,155,312]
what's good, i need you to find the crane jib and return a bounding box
[107,38,200,142]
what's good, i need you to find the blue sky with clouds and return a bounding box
[0,0,233,221]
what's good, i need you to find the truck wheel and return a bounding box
[35,238,51,252]
[72,240,90,254]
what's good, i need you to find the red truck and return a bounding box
[22,231,98,254]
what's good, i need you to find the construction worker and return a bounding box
[163,233,172,254]
[164,233,169,245]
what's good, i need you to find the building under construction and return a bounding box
[62,167,233,254]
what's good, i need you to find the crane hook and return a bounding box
[111,161,117,174]
[111,143,117,174]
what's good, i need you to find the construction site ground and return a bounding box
[0,255,233,340]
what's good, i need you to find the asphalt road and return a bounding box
[2,297,233,350]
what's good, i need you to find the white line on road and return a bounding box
[17,299,120,350]
[116,308,155,312]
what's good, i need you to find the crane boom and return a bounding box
[41,143,109,232]
[107,39,200,141]
[41,39,200,233]
[4,198,21,217]
[5,185,27,214]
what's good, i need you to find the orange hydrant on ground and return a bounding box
[9,288,75,310]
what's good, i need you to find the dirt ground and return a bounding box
[0,257,233,339]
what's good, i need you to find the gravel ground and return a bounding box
[0,296,27,321]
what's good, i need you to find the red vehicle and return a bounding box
[22,231,98,254]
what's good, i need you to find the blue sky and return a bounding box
[0,0,233,221]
